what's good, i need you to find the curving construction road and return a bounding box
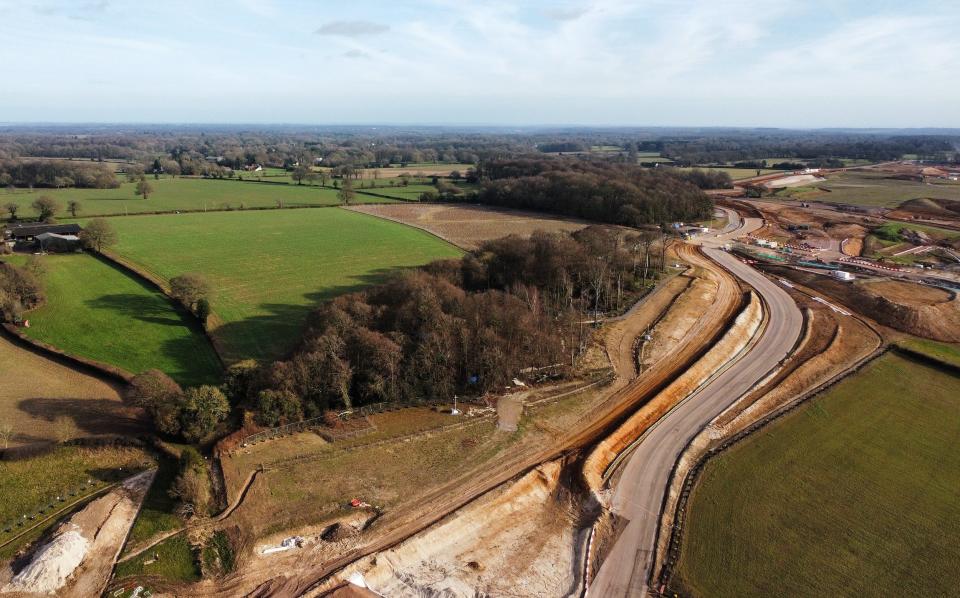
[589,219,803,596]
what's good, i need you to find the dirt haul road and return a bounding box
[588,234,803,596]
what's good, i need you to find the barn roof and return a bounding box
[8,223,82,238]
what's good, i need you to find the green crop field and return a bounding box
[105,208,463,362]
[11,253,221,386]
[674,352,960,597]
[1,177,394,219]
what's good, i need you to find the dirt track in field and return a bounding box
[0,335,142,447]
[345,204,589,250]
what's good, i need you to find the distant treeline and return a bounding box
[230,227,659,422]
[472,159,714,226]
[661,134,957,165]
[0,159,119,189]
[2,128,956,186]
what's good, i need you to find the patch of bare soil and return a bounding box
[345,204,588,250]
[767,266,960,342]
[0,470,155,598]
[861,279,953,306]
[332,460,585,598]
[841,236,864,256]
[0,334,142,447]
[764,174,825,188]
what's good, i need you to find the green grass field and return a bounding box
[1,177,394,219]
[114,534,200,583]
[106,208,462,362]
[872,220,960,242]
[675,352,960,597]
[12,253,221,385]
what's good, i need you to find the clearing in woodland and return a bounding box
[106,208,462,362]
[8,253,221,386]
[346,203,589,250]
[674,352,960,597]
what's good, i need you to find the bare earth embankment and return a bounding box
[768,268,960,342]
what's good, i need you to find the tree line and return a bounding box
[471,159,714,226]
[0,159,119,190]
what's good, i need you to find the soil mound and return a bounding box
[861,280,953,306]
[767,267,960,342]
[3,527,89,594]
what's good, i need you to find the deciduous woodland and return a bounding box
[0,159,119,189]
[474,159,714,226]
[237,226,661,423]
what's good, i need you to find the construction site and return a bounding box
[2,186,957,597]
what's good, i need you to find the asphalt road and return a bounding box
[588,227,803,597]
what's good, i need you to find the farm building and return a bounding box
[35,232,81,252]
[5,223,82,251]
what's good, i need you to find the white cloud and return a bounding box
[315,20,390,37]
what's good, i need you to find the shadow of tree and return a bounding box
[17,397,148,438]
[211,266,411,362]
[84,293,184,327]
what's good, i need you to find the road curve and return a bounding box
[588,238,803,597]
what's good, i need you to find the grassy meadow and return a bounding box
[106,208,462,362]
[776,170,960,208]
[674,352,960,597]
[10,253,221,385]
[1,177,393,219]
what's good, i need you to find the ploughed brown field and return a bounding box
[346,203,589,250]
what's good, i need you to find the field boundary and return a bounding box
[1,321,134,383]
[890,344,960,374]
[354,188,421,202]
[342,204,472,251]
[97,249,228,369]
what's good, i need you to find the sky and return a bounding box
[1,0,957,127]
